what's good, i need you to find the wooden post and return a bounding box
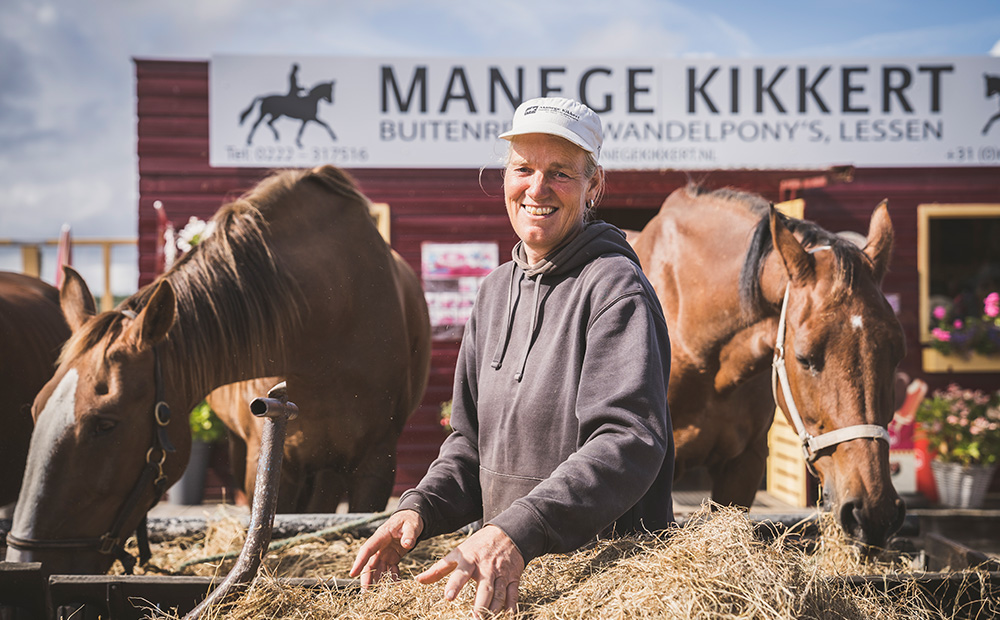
[102,242,114,311]
[20,245,41,278]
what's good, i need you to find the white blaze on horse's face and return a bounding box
[10,369,78,536]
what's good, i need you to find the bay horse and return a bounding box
[6,165,432,574]
[240,81,337,147]
[206,251,430,512]
[630,186,906,548]
[0,272,71,509]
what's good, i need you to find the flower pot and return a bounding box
[930,460,997,508]
[167,439,213,505]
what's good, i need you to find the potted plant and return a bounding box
[168,400,228,505]
[915,384,1000,508]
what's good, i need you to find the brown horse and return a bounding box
[6,165,431,574]
[630,186,906,548]
[0,272,72,509]
[206,251,430,513]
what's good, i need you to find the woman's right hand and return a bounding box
[349,509,425,588]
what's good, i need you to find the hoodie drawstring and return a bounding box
[489,266,543,383]
[514,274,542,382]
[490,263,518,371]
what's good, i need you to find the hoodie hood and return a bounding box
[512,220,641,277]
[494,221,640,381]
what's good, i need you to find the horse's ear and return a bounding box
[129,281,176,349]
[769,205,813,284]
[59,266,97,332]
[863,200,894,285]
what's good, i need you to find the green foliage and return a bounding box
[916,384,1000,466]
[189,400,227,443]
[440,400,453,434]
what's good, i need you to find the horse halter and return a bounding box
[6,311,176,574]
[770,247,890,473]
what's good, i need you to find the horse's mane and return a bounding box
[684,185,865,322]
[62,165,367,397]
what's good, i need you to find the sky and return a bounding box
[1,0,999,295]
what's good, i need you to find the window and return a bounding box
[369,203,390,243]
[918,204,1000,373]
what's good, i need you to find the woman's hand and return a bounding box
[349,509,424,587]
[415,524,525,618]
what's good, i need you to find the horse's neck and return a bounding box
[708,262,790,393]
[677,231,790,384]
[163,334,275,408]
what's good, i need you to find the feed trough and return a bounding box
[2,506,998,619]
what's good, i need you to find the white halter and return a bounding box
[770,246,890,471]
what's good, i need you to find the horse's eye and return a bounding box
[796,355,820,374]
[93,418,119,436]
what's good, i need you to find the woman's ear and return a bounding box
[587,166,604,202]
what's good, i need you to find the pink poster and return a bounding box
[422,242,499,340]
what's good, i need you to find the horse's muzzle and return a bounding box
[838,495,906,549]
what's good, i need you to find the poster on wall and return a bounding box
[421,242,499,340]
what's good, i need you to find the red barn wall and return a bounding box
[135,58,999,496]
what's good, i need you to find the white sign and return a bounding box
[210,55,1000,170]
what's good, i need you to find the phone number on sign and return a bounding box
[946,146,1000,163]
[225,145,369,165]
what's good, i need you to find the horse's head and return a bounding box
[769,202,906,549]
[6,267,190,574]
[310,80,334,104]
[985,74,1000,98]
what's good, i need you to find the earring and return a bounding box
[587,199,594,209]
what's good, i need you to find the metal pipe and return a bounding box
[183,382,297,619]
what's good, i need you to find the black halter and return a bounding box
[6,336,176,574]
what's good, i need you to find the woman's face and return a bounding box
[504,134,599,265]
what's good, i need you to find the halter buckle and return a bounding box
[154,401,171,426]
[146,447,166,467]
[99,534,119,555]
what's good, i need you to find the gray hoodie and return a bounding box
[397,221,674,563]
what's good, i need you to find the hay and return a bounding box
[140,505,993,619]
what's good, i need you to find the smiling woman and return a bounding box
[502,134,600,263]
[352,97,674,618]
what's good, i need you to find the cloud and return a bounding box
[2,0,999,297]
[789,18,1000,58]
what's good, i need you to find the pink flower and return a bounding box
[985,292,999,318]
[970,418,990,436]
[953,319,964,329]
[932,327,951,342]
[933,305,947,320]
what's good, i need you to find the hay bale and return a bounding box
[142,505,992,619]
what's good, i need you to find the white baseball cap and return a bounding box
[499,97,603,157]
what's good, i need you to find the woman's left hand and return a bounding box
[415,524,525,617]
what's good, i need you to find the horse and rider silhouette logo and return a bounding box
[983,74,1000,136]
[239,63,337,147]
